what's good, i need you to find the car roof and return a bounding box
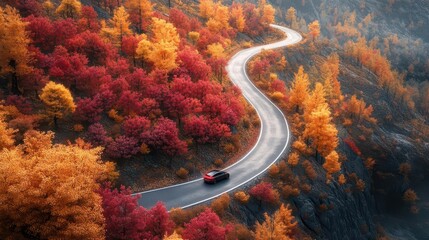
[206,170,222,176]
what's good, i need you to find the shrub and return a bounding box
[73,124,84,132]
[176,168,189,179]
[282,185,300,198]
[399,162,411,178]
[287,152,300,167]
[292,139,308,155]
[122,116,151,139]
[210,193,230,216]
[403,189,419,203]
[268,164,279,177]
[234,191,250,204]
[356,179,366,192]
[86,123,112,147]
[364,157,376,170]
[108,109,124,123]
[222,143,236,153]
[343,118,353,126]
[302,160,317,180]
[213,158,224,167]
[301,183,312,193]
[338,174,347,185]
[271,91,285,102]
[227,223,254,240]
[344,137,361,156]
[140,143,150,154]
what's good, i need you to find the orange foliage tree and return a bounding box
[308,20,320,41]
[0,6,32,95]
[303,104,338,158]
[255,204,297,240]
[288,66,310,113]
[0,130,117,239]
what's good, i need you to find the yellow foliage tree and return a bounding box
[136,18,180,72]
[207,43,226,59]
[125,0,154,32]
[285,7,297,25]
[303,104,338,158]
[43,0,55,16]
[288,66,310,113]
[230,4,245,32]
[258,0,276,25]
[323,150,341,176]
[164,231,183,240]
[206,2,230,32]
[188,31,200,44]
[56,0,82,18]
[102,6,132,47]
[0,6,32,95]
[308,20,321,41]
[39,82,76,128]
[303,82,327,123]
[199,0,215,19]
[255,204,297,240]
[0,131,116,239]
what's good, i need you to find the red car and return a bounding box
[204,170,230,184]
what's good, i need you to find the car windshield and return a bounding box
[206,170,220,176]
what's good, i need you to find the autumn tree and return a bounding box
[323,150,341,178]
[255,205,297,240]
[206,43,227,82]
[125,0,154,32]
[285,7,297,26]
[288,66,310,113]
[0,6,32,95]
[303,104,338,158]
[249,182,279,207]
[56,0,82,18]
[182,208,227,240]
[199,0,215,19]
[308,20,320,41]
[258,0,276,26]
[39,82,76,128]
[102,6,132,47]
[0,131,116,239]
[321,53,342,106]
[303,82,327,123]
[206,2,230,33]
[99,185,174,240]
[0,116,16,150]
[230,4,245,32]
[136,18,180,72]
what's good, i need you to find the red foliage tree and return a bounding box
[249,182,279,206]
[344,137,362,156]
[48,46,88,89]
[183,115,231,144]
[5,95,33,114]
[123,116,151,139]
[169,8,191,37]
[67,31,114,66]
[107,135,140,159]
[78,6,100,32]
[250,58,270,80]
[182,208,228,240]
[98,184,174,240]
[117,90,143,115]
[86,123,113,147]
[177,48,211,81]
[25,15,55,52]
[76,66,111,95]
[122,35,142,66]
[146,117,187,157]
[74,96,104,123]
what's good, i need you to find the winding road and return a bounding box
[137,24,303,210]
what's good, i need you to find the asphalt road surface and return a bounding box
[136,24,303,209]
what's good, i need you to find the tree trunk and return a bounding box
[54,115,58,129]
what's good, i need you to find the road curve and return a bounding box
[137,25,302,210]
